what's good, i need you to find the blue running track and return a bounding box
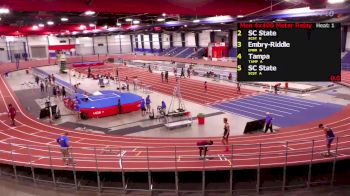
[212,93,344,127]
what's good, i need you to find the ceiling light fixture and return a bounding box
[89,23,95,27]
[193,19,200,23]
[328,0,345,3]
[0,8,10,14]
[32,25,39,30]
[237,15,244,18]
[72,31,78,35]
[157,18,165,22]
[133,20,140,24]
[38,23,45,27]
[116,22,122,26]
[125,18,133,22]
[83,30,89,34]
[162,13,166,17]
[92,29,100,33]
[84,10,95,16]
[47,21,54,25]
[184,25,187,27]
[61,17,68,22]
[79,24,86,30]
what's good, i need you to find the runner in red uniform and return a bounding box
[8,104,16,126]
[197,140,213,159]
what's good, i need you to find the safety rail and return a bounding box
[0,136,349,194]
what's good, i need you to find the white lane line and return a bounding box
[239,99,300,112]
[248,96,308,110]
[258,95,315,108]
[232,100,292,114]
[0,137,14,142]
[12,146,26,152]
[132,147,138,152]
[282,145,295,150]
[74,138,84,143]
[219,102,284,117]
[218,155,223,161]
[263,94,322,105]
[30,131,42,135]
[214,104,265,118]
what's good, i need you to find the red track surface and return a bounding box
[0,56,349,172]
[73,65,255,105]
[341,71,350,87]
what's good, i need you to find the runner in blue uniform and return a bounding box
[319,123,335,156]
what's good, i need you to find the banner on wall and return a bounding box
[48,44,76,58]
[208,42,228,58]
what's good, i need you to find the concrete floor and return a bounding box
[0,177,349,196]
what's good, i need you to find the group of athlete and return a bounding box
[196,117,336,159]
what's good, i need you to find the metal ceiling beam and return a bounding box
[86,0,94,6]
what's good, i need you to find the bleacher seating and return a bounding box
[165,47,187,57]
[159,47,175,56]
[229,48,237,58]
[342,63,350,71]
[341,52,350,71]
[134,48,162,53]
[342,52,350,62]
[188,48,205,58]
[176,47,195,58]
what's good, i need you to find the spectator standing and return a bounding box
[180,68,185,78]
[158,100,166,115]
[228,73,232,80]
[88,66,91,78]
[51,74,55,84]
[140,98,146,116]
[204,81,207,92]
[161,72,164,82]
[15,53,20,70]
[61,86,66,98]
[187,68,191,78]
[44,78,49,92]
[40,81,45,93]
[53,86,57,97]
[237,82,241,93]
[285,82,289,94]
[146,95,151,113]
[264,112,274,133]
[165,71,169,83]
[118,99,122,114]
[35,75,40,85]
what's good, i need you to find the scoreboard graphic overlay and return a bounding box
[237,23,341,82]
